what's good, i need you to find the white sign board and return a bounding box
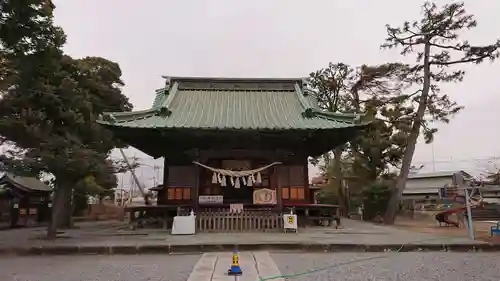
[171,215,196,235]
[198,195,223,204]
[283,214,298,229]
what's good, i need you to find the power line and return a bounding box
[413,156,500,165]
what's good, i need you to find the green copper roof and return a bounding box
[98,77,367,131]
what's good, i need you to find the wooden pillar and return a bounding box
[272,150,284,213]
[10,197,20,228]
[160,158,170,229]
[275,167,283,213]
[303,157,310,204]
[160,158,169,205]
[192,149,200,213]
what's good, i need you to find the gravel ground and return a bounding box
[0,254,200,281]
[270,252,500,281]
[2,252,500,281]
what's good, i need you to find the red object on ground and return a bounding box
[439,206,466,216]
[435,207,465,227]
[435,197,482,227]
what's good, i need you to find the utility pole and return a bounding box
[454,172,475,240]
[464,187,475,240]
[119,149,150,205]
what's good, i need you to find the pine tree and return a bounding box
[381,1,500,224]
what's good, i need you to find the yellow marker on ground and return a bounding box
[228,249,243,276]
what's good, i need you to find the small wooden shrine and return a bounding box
[98,77,368,231]
[0,173,52,228]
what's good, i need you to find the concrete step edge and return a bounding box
[0,242,499,256]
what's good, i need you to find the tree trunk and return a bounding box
[59,188,74,229]
[46,186,66,239]
[383,40,431,225]
[333,146,348,214]
[46,193,58,239]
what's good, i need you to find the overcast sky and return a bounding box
[51,0,500,190]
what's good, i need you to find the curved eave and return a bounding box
[99,120,370,159]
[97,117,370,132]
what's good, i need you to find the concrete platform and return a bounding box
[0,219,496,256]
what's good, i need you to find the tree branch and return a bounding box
[428,42,464,51]
[430,53,497,66]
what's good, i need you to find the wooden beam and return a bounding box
[198,149,292,161]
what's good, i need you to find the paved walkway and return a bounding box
[187,251,283,281]
[0,219,491,255]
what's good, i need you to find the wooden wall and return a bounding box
[165,166,196,204]
[278,164,309,203]
[161,149,310,206]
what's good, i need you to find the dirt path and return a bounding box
[393,215,500,243]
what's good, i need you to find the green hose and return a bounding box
[258,236,462,281]
[259,255,388,280]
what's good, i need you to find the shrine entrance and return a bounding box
[221,177,254,204]
[100,76,369,232]
[196,159,278,206]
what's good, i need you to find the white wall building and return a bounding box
[403,171,462,200]
[403,170,500,203]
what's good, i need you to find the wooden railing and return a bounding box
[196,208,282,232]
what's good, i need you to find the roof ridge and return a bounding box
[162,76,305,83]
[293,82,363,122]
[293,82,314,115]
[159,81,179,113]
[151,88,166,109]
[175,88,295,92]
[98,109,158,124]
